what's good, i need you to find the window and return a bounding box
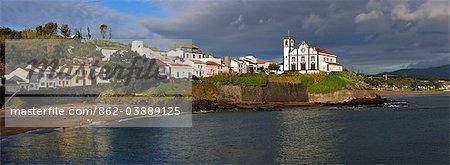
[66,81,69,85]
[301,56,305,61]
[76,79,79,83]
[193,55,196,58]
[291,57,295,62]
[285,40,288,45]
[41,82,45,86]
[311,56,315,61]
[177,72,179,78]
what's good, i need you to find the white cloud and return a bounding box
[391,0,449,21]
[231,14,243,25]
[0,0,152,39]
[355,10,383,23]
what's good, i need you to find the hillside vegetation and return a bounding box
[192,71,371,100]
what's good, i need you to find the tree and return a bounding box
[86,27,91,40]
[43,22,58,35]
[100,24,108,39]
[35,25,43,35]
[108,27,112,40]
[268,63,280,71]
[59,24,71,38]
[73,28,83,39]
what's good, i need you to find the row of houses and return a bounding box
[126,41,272,79]
[5,36,343,91]
[5,64,109,92]
[4,41,268,91]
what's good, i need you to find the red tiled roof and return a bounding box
[191,60,205,64]
[154,59,168,66]
[242,59,256,64]
[206,61,221,66]
[170,63,191,67]
[256,61,267,64]
[316,47,333,55]
[174,44,199,49]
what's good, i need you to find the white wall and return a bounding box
[101,49,118,61]
[169,66,193,78]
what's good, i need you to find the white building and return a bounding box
[167,44,203,59]
[231,59,248,73]
[191,60,206,77]
[256,62,270,72]
[168,63,193,79]
[282,36,343,73]
[131,40,164,57]
[101,49,119,61]
[6,65,70,91]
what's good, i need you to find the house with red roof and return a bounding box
[205,61,224,76]
[191,60,206,77]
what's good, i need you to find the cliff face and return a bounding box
[217,82,308,103]
[217,83,377,104]
[308,90,378,104]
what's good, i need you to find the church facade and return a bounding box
[281,36,343,73]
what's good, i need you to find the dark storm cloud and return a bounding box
[1,0,448,74]
[142,0,449,74]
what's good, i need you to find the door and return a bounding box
[311,63,316,70]
[291,64,296,71]
[301,63,306,70]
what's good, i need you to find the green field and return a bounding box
[191,71,371,100]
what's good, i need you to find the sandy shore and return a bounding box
[1,104,149,136]
[375,90,450,97]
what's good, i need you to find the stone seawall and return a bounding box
[308,90,378,104]
[217,82,308,103]
[217,82,378,104]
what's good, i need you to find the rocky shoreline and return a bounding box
[192,95,392,112]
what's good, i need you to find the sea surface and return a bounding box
[1,96,449,164]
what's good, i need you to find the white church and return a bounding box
[281,36,343,73]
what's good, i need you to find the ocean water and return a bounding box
[1,96,449,164]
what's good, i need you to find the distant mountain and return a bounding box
[377,64,450,80]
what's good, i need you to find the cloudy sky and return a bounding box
[1,0,449,74]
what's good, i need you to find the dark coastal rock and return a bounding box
[192,100,240,112]
[325,95,392,107]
